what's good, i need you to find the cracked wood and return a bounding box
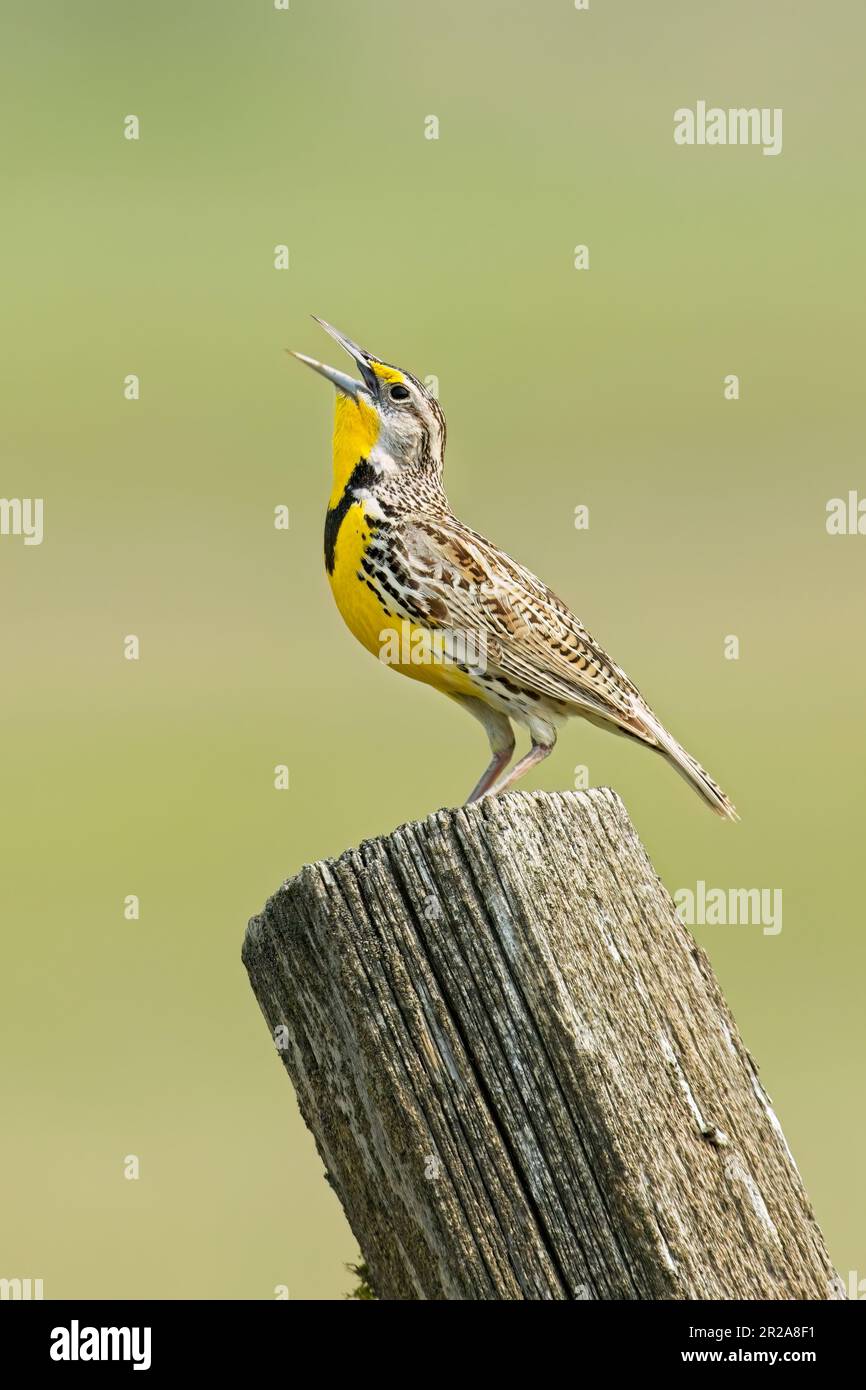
[242,788,837,1301]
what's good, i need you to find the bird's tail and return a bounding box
[635,708,738,821]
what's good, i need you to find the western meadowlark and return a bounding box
[292,318,737,819]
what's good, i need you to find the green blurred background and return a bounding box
[2,0,863,1299]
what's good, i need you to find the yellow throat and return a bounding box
[328,359,406,508]
[323,368,477,700]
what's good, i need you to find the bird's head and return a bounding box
[292,318,446,501]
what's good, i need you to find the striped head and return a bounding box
[292,317,447,508]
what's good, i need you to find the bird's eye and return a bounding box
[389,384,411,402]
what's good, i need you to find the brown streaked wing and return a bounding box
[401,514,649,726]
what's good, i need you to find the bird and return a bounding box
[291,317,737,819]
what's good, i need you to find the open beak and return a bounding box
[289,316,380,400]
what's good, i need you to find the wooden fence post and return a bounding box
[242,788,837,1300]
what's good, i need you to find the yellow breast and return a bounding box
[327,501,390,658]
[325,392,477,697]
[327,500,478,698]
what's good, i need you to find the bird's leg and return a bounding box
[449,695,516,804]
[486,736,555,798]
[466,745,514,803]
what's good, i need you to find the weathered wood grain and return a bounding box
[242,788,837,1301]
